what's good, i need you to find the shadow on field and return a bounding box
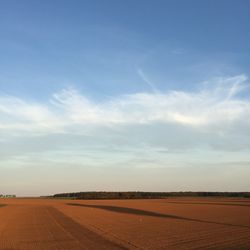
[67,203,250,229]
[68,203,185,219]
[0,204,7,208]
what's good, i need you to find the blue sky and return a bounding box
[0,0,250,196]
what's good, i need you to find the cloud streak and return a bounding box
[137,68,158,93]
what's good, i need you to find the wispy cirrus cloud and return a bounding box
[0,74,249,135]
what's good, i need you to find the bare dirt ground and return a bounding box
[0,198,250,249]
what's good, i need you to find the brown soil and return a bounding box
[0,198,250,249]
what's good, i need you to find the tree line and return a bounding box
[52,191,250,199]
[0,194,16,198]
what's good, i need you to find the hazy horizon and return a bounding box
[0,0,250,196]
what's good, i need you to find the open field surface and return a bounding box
[0,198,250,249]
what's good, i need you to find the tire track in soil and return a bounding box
[46,206,127,249]
[163,201,250,207]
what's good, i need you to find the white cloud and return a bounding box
[1,75,250,187]
[0,74,249,135]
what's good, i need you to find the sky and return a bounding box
[0,0,250,196]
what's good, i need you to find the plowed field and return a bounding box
[0,198,250,249]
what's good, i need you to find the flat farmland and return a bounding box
[0,198,250,249]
